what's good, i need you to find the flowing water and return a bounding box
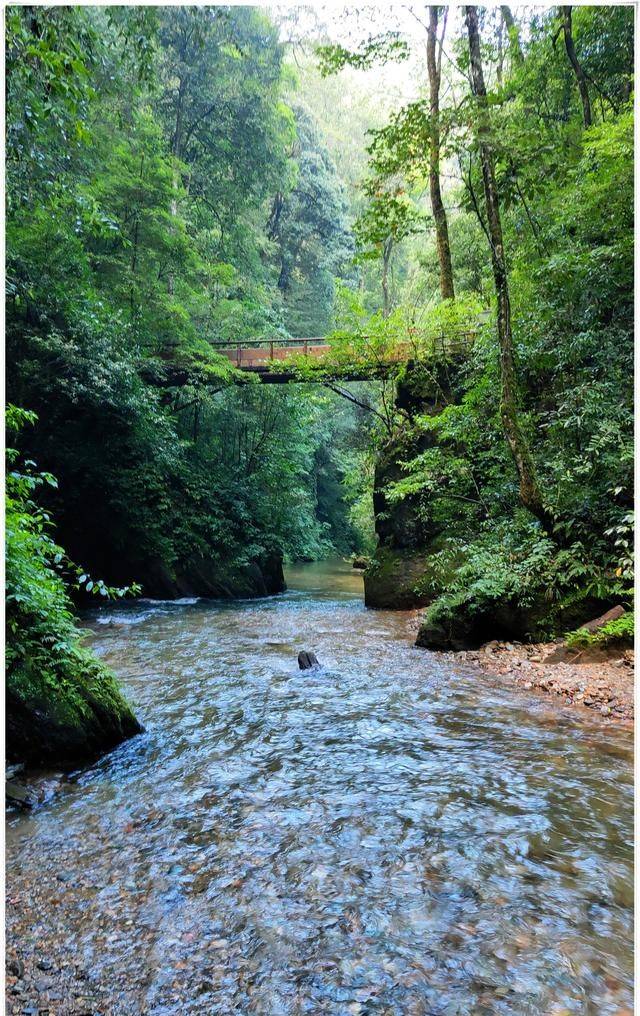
[6,560,634,1015]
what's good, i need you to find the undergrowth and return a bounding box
[565,610,634,650]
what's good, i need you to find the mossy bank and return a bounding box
[6,416,142,766]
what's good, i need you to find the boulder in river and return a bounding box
[364,548,435,609]
[6,781,35,809]
[298,651,319,670]
[6,652,143,767]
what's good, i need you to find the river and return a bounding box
[5,560,634,1015]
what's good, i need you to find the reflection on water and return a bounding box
[6,560,634,1014]
[285,559,366,599]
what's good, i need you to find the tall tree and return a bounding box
[354,190,425,317]
[426,6,455,300]
[156,7,293,288]
[316,18,454,303]
[268,107,352,335]
[560,6,592,127]
[464,5,552,531]
[500,6,524,67]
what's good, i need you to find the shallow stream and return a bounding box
[6,560,634,1014]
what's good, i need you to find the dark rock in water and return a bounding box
[298,651,319,670]
[6,781,35,809]
[7,957,24,978]
[352,556,369,570]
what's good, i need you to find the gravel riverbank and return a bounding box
[442,639,634,723]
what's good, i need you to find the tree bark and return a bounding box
[277,238,301,294]
[464,6,553,532]
[167,76,188,298]
[266,191,284,241]
[496,12,504,85]
[561,6,592,128]
[426,6,455,300]
[277,256,292,294]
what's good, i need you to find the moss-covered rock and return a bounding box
[364,548,433,609]
[416,590,615,651]
[6,419,143,766]
[365,363,460,610]
[6,651,142,766]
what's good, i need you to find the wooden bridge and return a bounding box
[207,334,475,384]
[142,333,476,388]
[217,338,332,380]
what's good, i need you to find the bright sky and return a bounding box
[269,5,574,110]
[270,5,435,105]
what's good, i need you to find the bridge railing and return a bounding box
[209,338,327,367]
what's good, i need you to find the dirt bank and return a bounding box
[442,639,634,723]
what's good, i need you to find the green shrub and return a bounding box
[6,406,141,762]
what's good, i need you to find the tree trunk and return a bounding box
[464,6,553,532]
[382,237,393,317]
[500,6,524,66]
[167,172,179,297]
[172,76,186,159]
[426,6,455,301]
[266,191,284,241]
[561,6,592,128]
[277,257,292,294]
[168,76,187,297]
[130,154,144,314]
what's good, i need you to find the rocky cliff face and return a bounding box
[138,550,286,600]
[414,592,614,651]
[364,364,614,648]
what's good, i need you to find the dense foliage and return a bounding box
[6,406,141,762]
[6,6,372,609]
[565,612,634,651]
[320,5,634,630]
